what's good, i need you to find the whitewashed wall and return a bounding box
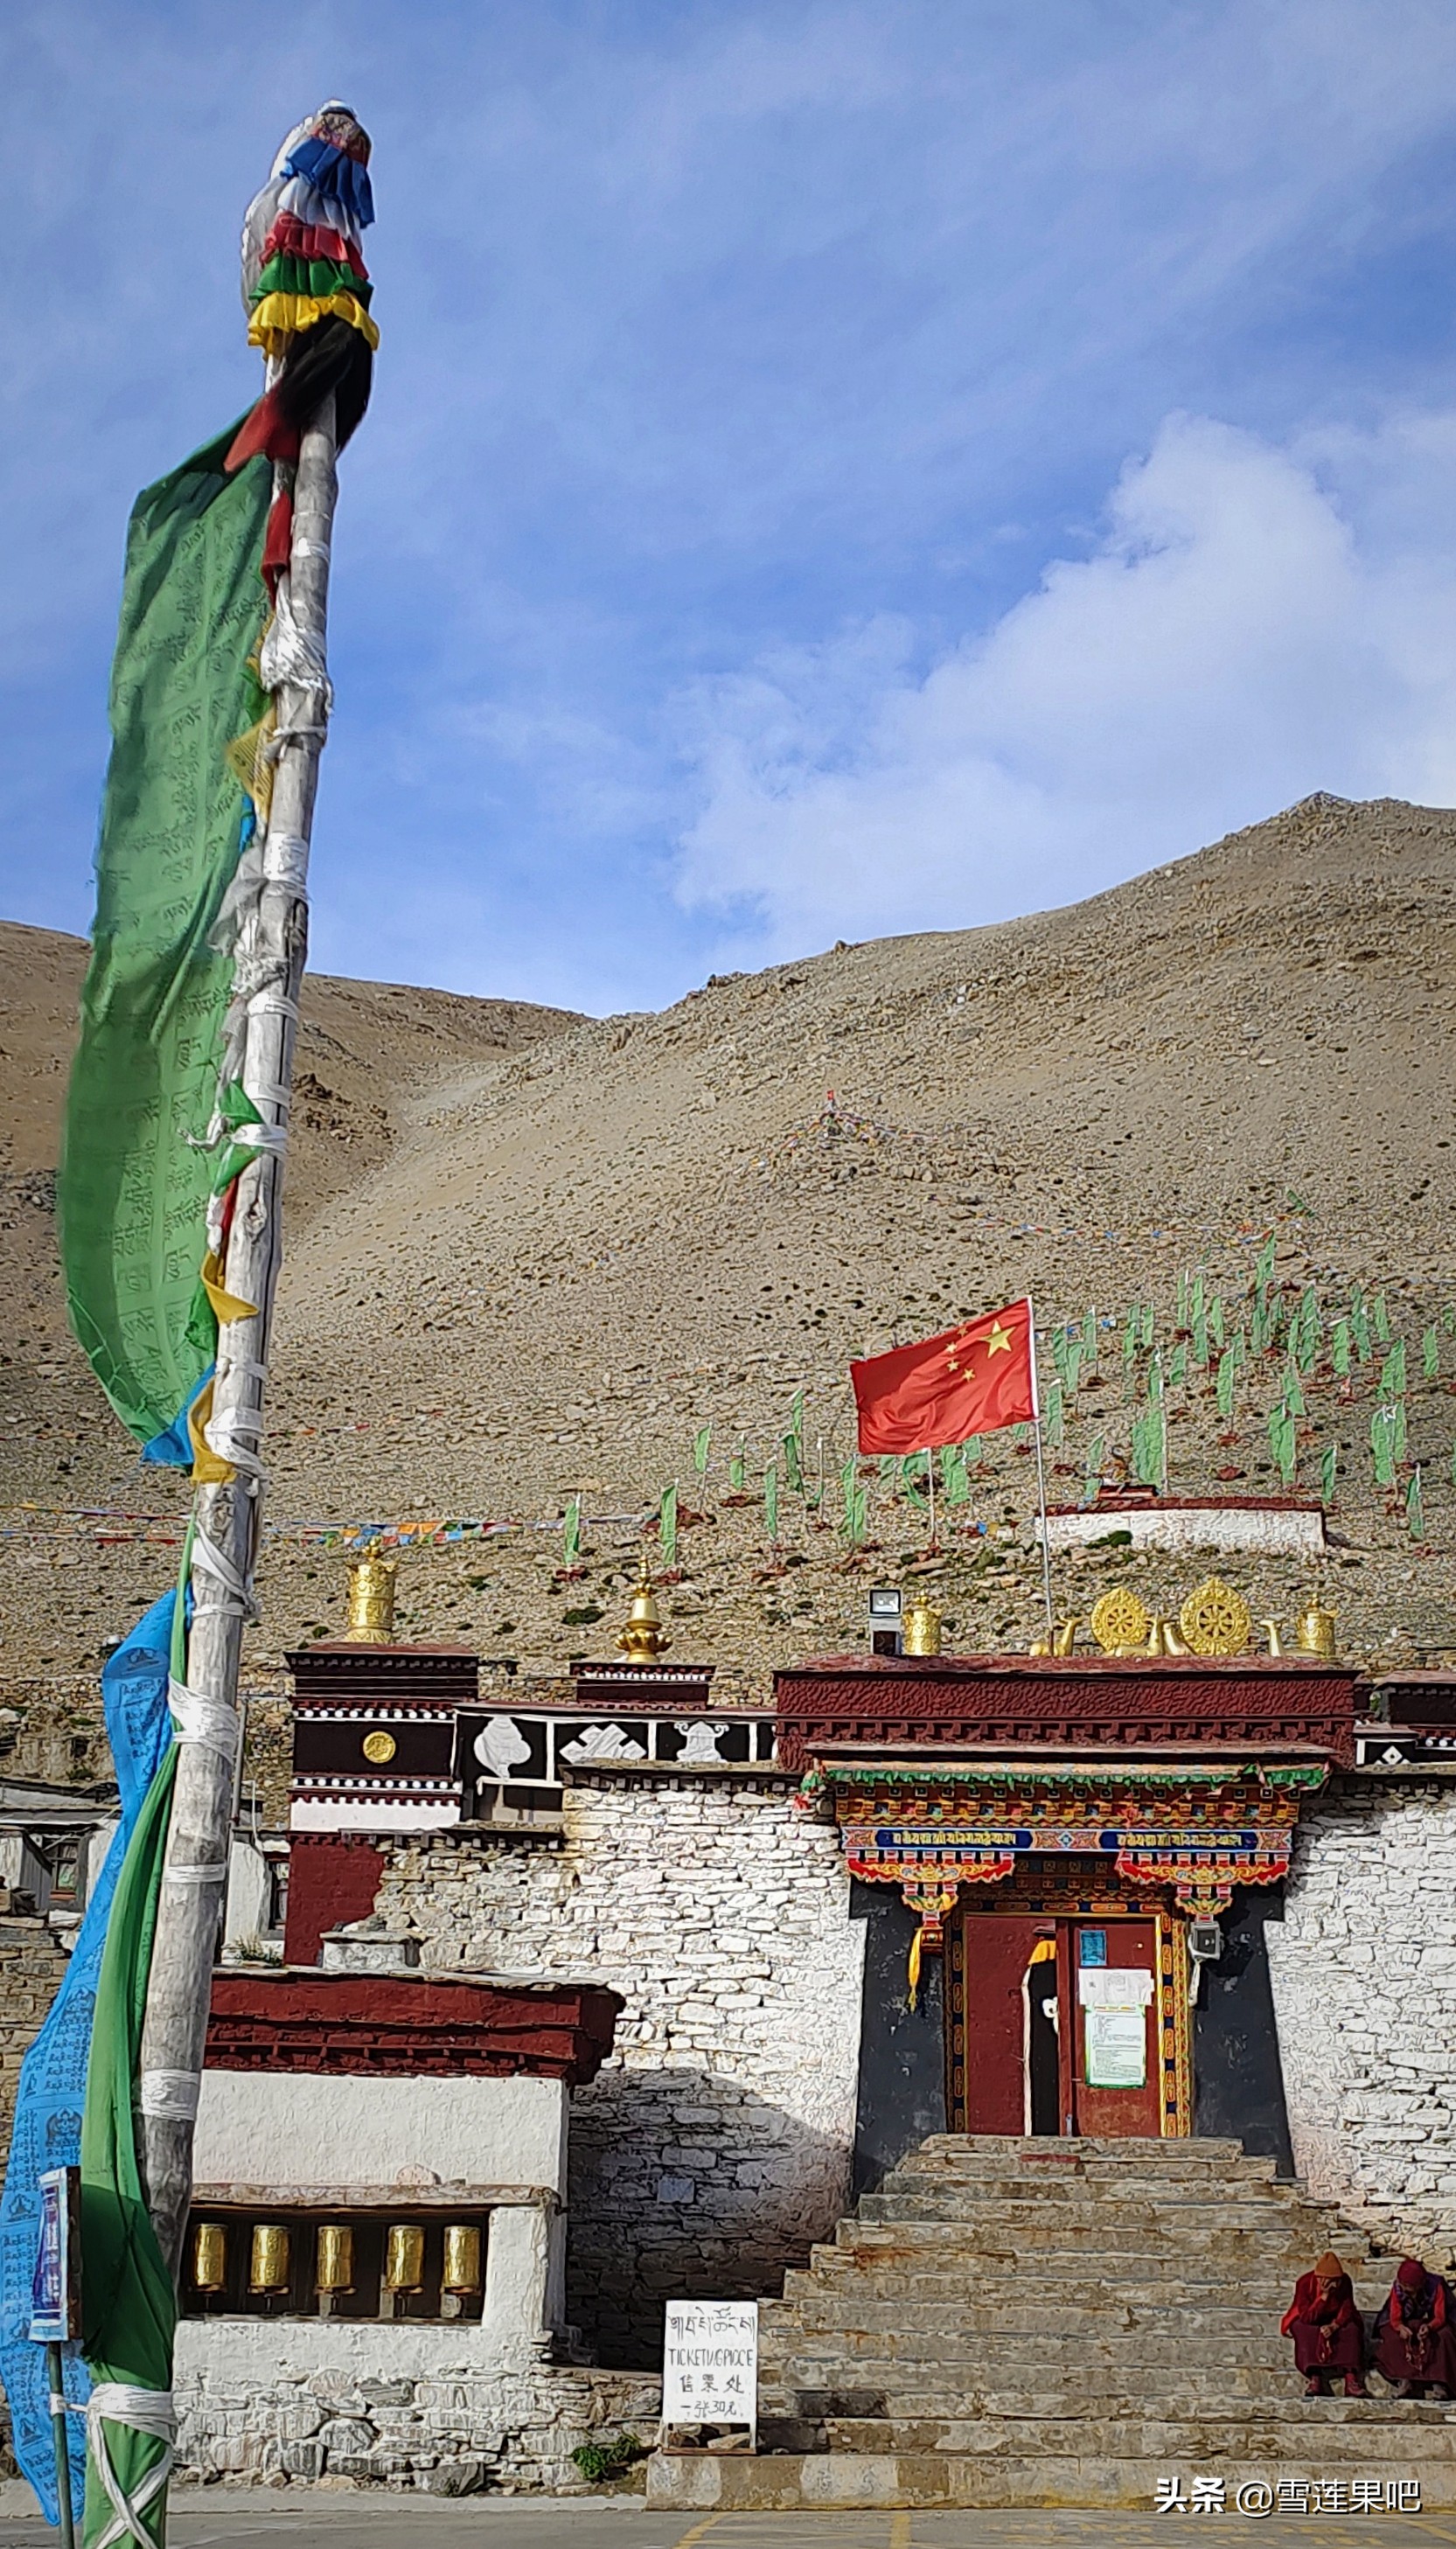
[1268,1779,1456,2260]
[377,1774,865,2367]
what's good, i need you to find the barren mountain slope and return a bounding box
[3,794,1456,1722]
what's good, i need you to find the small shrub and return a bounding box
[570,2430,647,2483]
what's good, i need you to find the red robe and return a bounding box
[1374,2272,1456,2391]
[1281,2272,1365,2376]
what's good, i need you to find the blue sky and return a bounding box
[6,2,1456,1013]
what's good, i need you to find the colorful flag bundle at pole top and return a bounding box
[58,103,377,1480]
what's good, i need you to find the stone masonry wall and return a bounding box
[0,1912,70,2138]
[1268,1780,1456,2263]
[174,2348,659,2494]
[377,1773,865,2368]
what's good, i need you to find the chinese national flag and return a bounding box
[850,1297,1036,1454]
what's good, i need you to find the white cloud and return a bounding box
[673,410,1456,956]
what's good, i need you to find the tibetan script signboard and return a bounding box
[662,2299,758,2442]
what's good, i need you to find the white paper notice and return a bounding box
[1085,2005,1148,2088]
[662,2300,759,2435]
[1077,1966,1155,2011]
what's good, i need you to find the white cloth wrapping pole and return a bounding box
[85,2385,176,2549]
[166,1679,241,1764]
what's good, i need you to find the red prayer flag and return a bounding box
[851,1298,1036,1454]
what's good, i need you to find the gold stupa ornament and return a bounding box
[345,1555,398,1643]
[617,1558,670,1665]
[1179,1576,1253,1657]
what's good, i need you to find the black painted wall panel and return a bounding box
[1192,1888,1294,2175]
[850,1880,947,2195]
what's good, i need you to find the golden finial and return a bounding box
[1294,1601,1338,1661]
[345,1555,398,1643]
[617,1556,670,1664]
[902,1598,942,1657]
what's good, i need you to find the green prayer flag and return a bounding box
[1333,1319,1352,1377]
[1167,1343,1187,1389]
[783,1430,804,1495]
[764,1460,778,1541]
[1083,1433,1105,1504]
[1370,1405,1397,1488]
[1407,1466,1425,1539]
[693,1424,712,1474]
[1044,1377,1064,1449]
[1082,1307,1097,1367]
[658,1482,678,1565]
[59,425,272,1452]
[1209,1295,1225,1350]
[563,1496,581,1562]
[1383,1339,1407,1399]
[729,1438,746,1492]
[1373,1293,1391,1345]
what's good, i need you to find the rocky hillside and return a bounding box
[3,796,1455,1776]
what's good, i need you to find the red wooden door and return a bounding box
[958,1917,1037,2132]
[1063,1919,1161,2139]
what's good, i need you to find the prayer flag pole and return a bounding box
[1028,1298,1055,1638]
[135,400,339,2269]
[136,100,376,2280]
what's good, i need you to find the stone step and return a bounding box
[761,2367,1355,2413]
[814,2410,1456,2458]
[857,2192,1320,2226]
[890,2152,1282,2188]
[803,2240,1364,2283]
[781,2268,1376,2310]
[914,2134,1251,2158]
[765,2335,1300,2377]
[770,2324,1315,2355]
[646,2449,1456,2513]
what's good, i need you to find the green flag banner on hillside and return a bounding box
[59,423,272,1459]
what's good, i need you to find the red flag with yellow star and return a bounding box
[850,1298,1036,1453]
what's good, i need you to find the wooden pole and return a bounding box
[136,396,338,2275]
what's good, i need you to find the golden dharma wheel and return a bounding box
[442,2223,483,2293]
[315,2223,355,2293]
[384,2224,426,2293]
[361,1729,397,1764]
[248,2223,290,2293]
[191,2220,227,2293]
[1089,1588,1151,1654]
[1179,1575,1253,1657]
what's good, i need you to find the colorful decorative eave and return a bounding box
[802,1752,1329,1936]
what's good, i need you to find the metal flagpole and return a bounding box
[136,393,340,2275]
[1027,1296,1055,1639]
[926,1444,937,1551]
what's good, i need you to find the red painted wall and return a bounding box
[282,1834,387,1964]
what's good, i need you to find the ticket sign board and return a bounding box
[30,2166,81,2344]
[662,2300,758,2441]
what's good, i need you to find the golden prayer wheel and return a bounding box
[191,2221,228,2294]
[314,2223,355,2292]
[345,1556,398,1644]
[901,1599,942,1658]
[1294,1602,1338,1661]
[248,2223,290,2293]
[384,2224,426,2294]
[617,1560,669,1664]
[442,2224,483,2293]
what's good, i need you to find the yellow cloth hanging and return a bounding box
[1028,1937,1057,1967]
[201,1249,258,1327]
[907,1921,924,2012]
[247,290,380,358]
[187,1376,233,1486]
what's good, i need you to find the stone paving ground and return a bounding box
[7,2498,1456,2549]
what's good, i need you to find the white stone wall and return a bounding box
[377,1774,865,2367]
[1268,1779,1456,2260]
[174,2323,658,2493]
[194,2071,568,2201]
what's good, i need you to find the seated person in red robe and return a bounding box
[1374,2260,1456,2399]
[1281,2251,1369,2397]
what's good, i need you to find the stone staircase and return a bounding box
[648,2135,1456,2511]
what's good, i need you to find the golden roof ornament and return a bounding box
[617,1557,670,1665]
[1294,1600,1338,1661]
[902,1598,943,1657]
[1090,1587,1151,1654]
[345,1554,398,1644]
[1179,1576,1253,1656]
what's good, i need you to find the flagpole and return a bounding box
[136,396,339,2275]
[1027,1297,1055,1639]
[926,1444,937,1551]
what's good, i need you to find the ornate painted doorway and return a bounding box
[947,1886,1191,2137]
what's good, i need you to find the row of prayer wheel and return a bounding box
[191,2219,483,2296]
